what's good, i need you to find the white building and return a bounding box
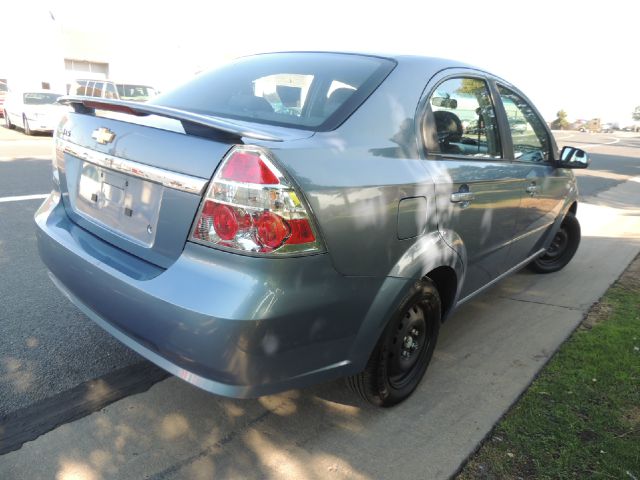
[4,8,170,94]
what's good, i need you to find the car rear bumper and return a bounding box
[35,192,399,397]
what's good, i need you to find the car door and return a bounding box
[422,73,522,300]
[494,84,569,267]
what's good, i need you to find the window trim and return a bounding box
[418,70,506,162]
[494,82,557,164]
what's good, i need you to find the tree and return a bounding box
[551,110,569,130]
[633,106,640,121]
[456,78,484,95]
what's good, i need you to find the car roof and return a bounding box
[246,50,471,67]
[243,51,511,85]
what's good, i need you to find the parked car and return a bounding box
[0,79,7,117]
[70,79,157,102]
[37,52,589,407]
[3,90,64,134]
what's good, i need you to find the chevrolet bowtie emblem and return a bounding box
[91,127,115,145]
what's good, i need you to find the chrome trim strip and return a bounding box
[456,248,546,306]
[59,140,208,195]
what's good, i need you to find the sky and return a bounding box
[5,0,640,124]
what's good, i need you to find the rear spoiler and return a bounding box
[57,96,284,142]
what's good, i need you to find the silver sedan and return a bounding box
[36,52,588,406]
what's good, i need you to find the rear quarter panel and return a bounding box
[262,58,463,281]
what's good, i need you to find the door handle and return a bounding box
[450,191,476,203]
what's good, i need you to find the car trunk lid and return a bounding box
[56,99,311,268]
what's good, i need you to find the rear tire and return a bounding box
[23,115,32,136]
[347,279,441,407]
[527,212,580,274]
[4,111,13,129]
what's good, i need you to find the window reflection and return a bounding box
[429,78,502,158]
[498,85,550,163]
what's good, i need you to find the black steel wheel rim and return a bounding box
[388,301,434,389]
[539,227,569,263]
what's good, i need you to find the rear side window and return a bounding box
[429,77,502,158]
[497,85,551,162]
[93,82,104,98]
[151,53,396,131]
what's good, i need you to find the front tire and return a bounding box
[23,115,32,136]
[527,212,580,274]
[348,279,441,407]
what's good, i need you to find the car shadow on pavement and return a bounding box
[2,232,639,480]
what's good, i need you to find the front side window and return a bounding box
[497,85,551,162]
[429,77,501,158]
[152,53,395,131]
[104,82,117,99]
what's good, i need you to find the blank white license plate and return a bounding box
[74,162,163,247]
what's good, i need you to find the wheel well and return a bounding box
[424,266,457,321]
[568,201,577,216]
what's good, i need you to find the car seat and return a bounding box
[433,110,463,154]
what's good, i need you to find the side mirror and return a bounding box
[558,146,589,169]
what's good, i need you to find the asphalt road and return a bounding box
[554,131,640,197]
[0,129,142,418]
[0,126,638,440]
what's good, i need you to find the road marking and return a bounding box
[582,138,621,149]
[0,193,49,203]
[0,155,51,162]
[561,137,621,150]
[553,134,574,141]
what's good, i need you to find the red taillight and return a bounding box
[255,212,290,249]
[220,150,279,184]
[211,203,239,240]
[191,146,323,256]
[287,218,316,244]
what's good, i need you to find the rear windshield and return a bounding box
[151,53,396,131]
[23,93,62,105]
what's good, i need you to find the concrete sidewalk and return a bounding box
[1,180,639,480]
